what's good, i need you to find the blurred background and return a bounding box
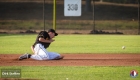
[0,0,139,34]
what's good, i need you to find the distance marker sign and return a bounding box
[64,0,81,16]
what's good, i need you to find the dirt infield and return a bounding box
[0,54,140,66]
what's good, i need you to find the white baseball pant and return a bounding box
[30,43,60,60]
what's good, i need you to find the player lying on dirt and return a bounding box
[19,29,64,60]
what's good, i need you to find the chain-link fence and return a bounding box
[0,0,139,34]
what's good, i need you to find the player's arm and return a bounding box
[31,45,35,54]
[39,37,54,43]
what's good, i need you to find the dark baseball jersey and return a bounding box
[33,31,51,49]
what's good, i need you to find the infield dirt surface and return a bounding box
[0,54,140,66]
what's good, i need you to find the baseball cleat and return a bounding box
[54,56,64,60]
[19,53,31,60]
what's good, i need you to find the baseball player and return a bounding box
[19,29,64,60]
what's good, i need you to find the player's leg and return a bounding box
[47,51,64,60]
[30,43,49,60]
[19,43,41,60]
[30,55,43,60]
[32,43,63,60]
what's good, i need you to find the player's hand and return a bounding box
[49,39,55,43]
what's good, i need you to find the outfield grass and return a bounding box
[0,66,140,80]
[0,34,140,54]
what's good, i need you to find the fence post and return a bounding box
[43,0,45,31]
[53,0,56,30]
[90,0,96,34]
[138,0,140,35]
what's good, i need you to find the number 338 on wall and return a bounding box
[64,0,81,16]
[67,4,78,11]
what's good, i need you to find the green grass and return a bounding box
[0,66,140,80]
[0,34,140,54]
[0,34,140,80]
